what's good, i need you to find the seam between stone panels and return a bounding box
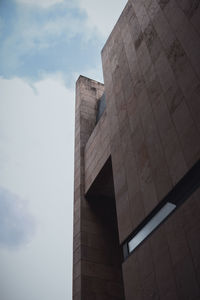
[118,6,149,230]
[174,0,200,40]
[180,196,200,292]
[148,236,165,299]
[141,3,189,177]
[109,78,133,232]
[125,7,161,211]
[161,0,200,82]
[148,1,200,157]
[140,1,186,188]
[162,222,180,298]
[106,39,133,238]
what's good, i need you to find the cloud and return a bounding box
[0,0,127,81]
[0,74,75,219]
[14,15,86,51]
[0,0,99,78]
[15,0,65,8]
[0,188,35,249]
[0,0,128,74]
[78,0,127,37]
[0,74,74,299]
[1,9,85,56]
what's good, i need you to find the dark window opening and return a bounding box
[96,93,106,124]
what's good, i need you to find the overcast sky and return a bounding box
[0,0,127,299]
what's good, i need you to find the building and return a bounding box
[73,0,200,299]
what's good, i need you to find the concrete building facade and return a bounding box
[73,0,200,299]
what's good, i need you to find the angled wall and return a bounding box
[102,0,200,242]
[73,0,200,299]
[84,109,110,194]
[101,0,200,299]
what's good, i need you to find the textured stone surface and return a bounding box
[84,110,110,193]
[102,0,200,242]
[73,76,124,300]
[74,0,200,299]
[73,76,104,299]
[122,189,200,300]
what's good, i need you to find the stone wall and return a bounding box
[101,1,200,299]
[85,110,111,194]
[102,0,200,242]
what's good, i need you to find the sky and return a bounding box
[0,0,127,300]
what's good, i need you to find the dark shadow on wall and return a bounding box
[85,157,125,300]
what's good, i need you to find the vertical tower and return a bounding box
[73,76,104,299]
[73,76,125,299]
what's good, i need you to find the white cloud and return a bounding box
[1,0,127,76]
[0,1,129,299]
[78,0,127,37]
[11,0,127,53]
[0,3,96,73]
[15,0,65,8]
[0,188,35,249]
[0,75,74,300]
[1,13,86,55]
[20,14,91,49]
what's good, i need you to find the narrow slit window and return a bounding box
[128,202,176,253]
[96,93,106,123]
[123,159,200,260]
